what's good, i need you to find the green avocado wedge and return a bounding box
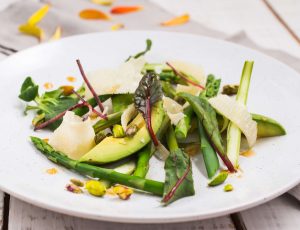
[216,113,286,138]
[80,102,165,164]
[252,113,286,138]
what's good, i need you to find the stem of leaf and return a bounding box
[76,59,105,112]
[146,97,159,146]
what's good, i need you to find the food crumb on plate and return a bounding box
[46,167,58,175]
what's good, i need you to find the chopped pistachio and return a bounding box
[70,178,84,187]
[125,124,138,137]
[112,124,125,138]
[224,184,234,192]
[66,184,83,194]
[112,185,133,200]
[85,180,106,197]
[208,171,229,186]
[222,84,239,96]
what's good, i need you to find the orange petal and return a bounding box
[19,24,45,42]
[91,0,114,6]
[111,23,124,31]
[50,26,62,40]
[28,4,50,25]
[110,6,143,14]
[79,9,111,20]
[161,13,190,26]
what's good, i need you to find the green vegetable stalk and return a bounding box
[31,137,164,196]
[178,92,235,172]
[133,144,152,178]
[93,111,122,134]
[198,120,219,178]
[227,61,254,168]
[175,106,194,139]
[175,74,221,140]
[161,81,176,99]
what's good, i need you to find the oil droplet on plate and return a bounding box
[241,149,256,157]
[46,168,58,175]
[67,76,76,82]
[43,82,53,89]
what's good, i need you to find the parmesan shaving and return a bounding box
[85,57,146,98]
[121,104,137,131]
[208,94,257,147]
[163,96,185,125]
[48,111,95,160]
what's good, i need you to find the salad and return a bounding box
[18,40,286,205]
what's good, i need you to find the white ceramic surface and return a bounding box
[0,31,299,223]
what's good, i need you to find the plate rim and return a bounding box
[0,30,299,223]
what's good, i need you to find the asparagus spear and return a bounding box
[31,137,164,196]
[133,144,152,178]
[175,106,194,139]
[227,61,254,168]
[175,74,221,139]
[198,120,219,178]
[161,81,176,99]
[166,126,179,152]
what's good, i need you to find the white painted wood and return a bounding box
[240,194,300,230]
[8,197,235,230]
[150,0,300,58]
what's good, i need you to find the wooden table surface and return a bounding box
[0,0,299,229]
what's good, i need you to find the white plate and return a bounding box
[0,31,299,223]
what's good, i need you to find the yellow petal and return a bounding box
[111,23,124,31]
[79,9,111,20]
[19,24,45,42]
[27,4,50,25]
[50,26,62,40]
[161,13,189,26]
[91,0,114,6]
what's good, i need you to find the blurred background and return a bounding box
[0,0,299,60]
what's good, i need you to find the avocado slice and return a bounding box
[252,113,286,138]
[80,101,165,164]
[217,113,286,138]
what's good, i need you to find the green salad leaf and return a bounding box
[18,77,82,130]
[126,39,152,61]
[19,77,39,102]
[134,72,163,146]
[162,148,195,205]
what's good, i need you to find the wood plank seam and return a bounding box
[2,194,10,230]
[261,0,300,45]
[230,213,247,230]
